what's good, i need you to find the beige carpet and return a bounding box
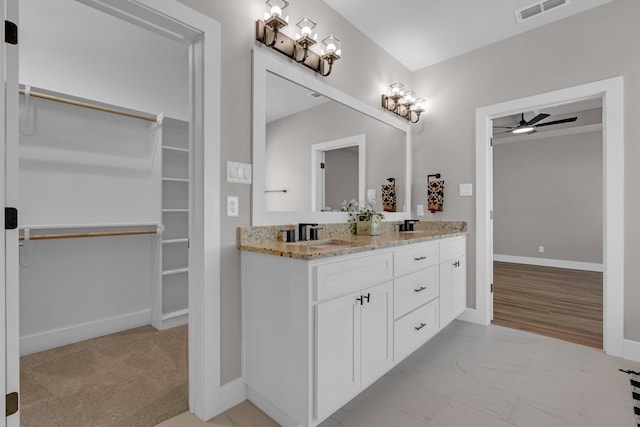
[21,324,188,427]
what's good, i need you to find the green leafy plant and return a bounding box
[341,199,383,233]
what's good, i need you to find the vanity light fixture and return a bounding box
[381,82,425,123]
[256,1,341,76]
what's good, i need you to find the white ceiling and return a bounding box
[323,0,614,71]
[266,72,330,123]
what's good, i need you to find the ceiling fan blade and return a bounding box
[525,113,550,126]
[534,117,578,127]
[492,125,516,129]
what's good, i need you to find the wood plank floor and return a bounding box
[492,262,603,348]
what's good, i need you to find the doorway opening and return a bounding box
[312,134,366,212]
[473,77,624,357]
[490,100,604,348]
[6,0,224,425]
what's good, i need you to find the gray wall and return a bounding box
[176,0,640,384]
[266,101,406,213]
[177,0,412,384]
[325,148,359,211]
[410,0,640,340]
[493,131,603,263]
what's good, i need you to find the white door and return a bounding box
[3,0,20,425]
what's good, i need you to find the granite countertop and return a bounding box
[238,228,466,260]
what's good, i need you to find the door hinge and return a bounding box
[320,162,325,169]
[5,20,17,45]
[5,207,18,230]
[6,392,18,416]
[491,283,494,293]
[490,137,493,147]
[490,210,493,220]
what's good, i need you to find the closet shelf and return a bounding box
[162,238,189,244]
[162,267,189,276]
[162,177,189,183]
[162,308,189,321]
[162,146,189,153]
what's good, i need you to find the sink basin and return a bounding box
[286,239,349,249]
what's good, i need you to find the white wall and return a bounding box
[493,131,603,263]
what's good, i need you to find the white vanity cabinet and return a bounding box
[316,280,393,421]
[242,233,466,427]
[439,235,467,328]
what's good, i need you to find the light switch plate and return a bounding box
[459,183,473,196]
[227,161,252,184]
[417,204,425,216]
[227,196,239,217]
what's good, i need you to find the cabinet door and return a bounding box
[453,256,467,318]
[360,281,393,388]
[439,257,466,328]
[315,292,361,421]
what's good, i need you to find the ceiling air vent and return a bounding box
[515,0,571,23]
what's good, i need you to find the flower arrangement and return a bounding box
[341,199,383,234]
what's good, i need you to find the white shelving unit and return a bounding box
[153,118,190,330]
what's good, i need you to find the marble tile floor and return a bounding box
[157,320,640,427]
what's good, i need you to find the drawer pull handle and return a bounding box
[356,293,371,305]
[414,256,427,261]
[414,286,427,293]
[415,323,427,331]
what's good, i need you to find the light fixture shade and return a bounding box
[264,0,289,29]
[321,35,341,57]
[411,98,426,112]
[265,0,289,19]
[295,17,318,43]
[389,82,404,97]
[400,91,415,105]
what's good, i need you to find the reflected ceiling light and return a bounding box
[381,82,425,123]
[256,1,341,76]
[511,125,535,134]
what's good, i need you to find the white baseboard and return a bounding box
[493,254,603,272]
[247,387,300,427]
[20,309,151,356]
[457,308,489,325]
[214,377,246,415]
[623,339,640,363]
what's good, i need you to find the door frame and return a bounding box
[470,77,624,357]
[311,134,365,212]
[9,0,239,421]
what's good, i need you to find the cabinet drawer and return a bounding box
[394,299,439,362]
[394,242,439,277]
[394,266,438,319]
[440,236,465,262]
[314,252,393,301]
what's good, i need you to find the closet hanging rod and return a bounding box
[19,229,159,241]
[18,88,158,123]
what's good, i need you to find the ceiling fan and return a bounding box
[494,112,577,135]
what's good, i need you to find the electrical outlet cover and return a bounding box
[227,196,239,217]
